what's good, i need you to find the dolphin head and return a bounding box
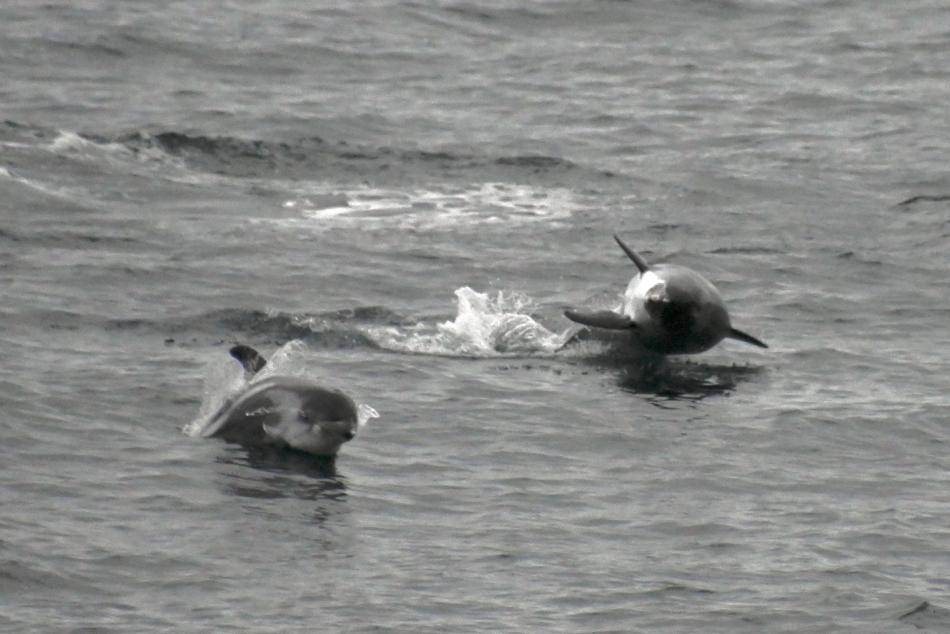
[251,381,359,457]
[264,407,357,456]
[625,264,732,354]
[631,270,670,320]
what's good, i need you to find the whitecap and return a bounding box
[261,182,577,231]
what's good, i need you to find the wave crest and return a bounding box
[114,129,592,182]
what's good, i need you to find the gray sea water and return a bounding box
[2,1,949,632]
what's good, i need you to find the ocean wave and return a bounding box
[112,129,595,182]
[106,306,394,349]
[1,122,188,202]
[2,121,599,231]
[4,119,606,184]
[42,297,573,359]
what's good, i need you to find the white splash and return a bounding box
[356,403,380,430]
[264,182,577,231]
[46,129,189,175]
[366,286,572,357]
[47,130,140,163]
[254,339,311,380]
[182,354,248,438]
[48,130,97,153]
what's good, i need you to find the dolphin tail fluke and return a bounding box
[613,234,650,273]
[564,309,636,330]
[727,327,768,349]
[229,344,268,374]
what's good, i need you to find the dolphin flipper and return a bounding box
[564,309,636,330]
[726,327,768,349]
[229,344,267,374]
[613,234,650,274]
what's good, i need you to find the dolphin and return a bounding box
[564,234,768,355]
[198,345,361,456]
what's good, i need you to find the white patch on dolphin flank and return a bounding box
[631,270,665,301]
[259,390,305,442]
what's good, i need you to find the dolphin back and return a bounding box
[204,377,358,446]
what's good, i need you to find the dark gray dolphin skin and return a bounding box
[200,345,360,456]
[565,234,768,355]
[229,343,266,374]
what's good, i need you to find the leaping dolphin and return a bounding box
[196,345,364,456]
[565,235,768,355]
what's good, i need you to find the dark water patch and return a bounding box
[215,447,347,503]
[0,228,143,250]
[221,446,342,479]
[897,194,950,207]
[563,331,764,399]
[708,246,785,255]
[316,305,411,325]
[440,2,553,24]
[495,154,582,171]
[617,359,764,402]
[0,559,91,594]
[835,250,883,266]
[441,4,498,22]
[208,308,340,343]
[899,600,950,630]
[108,307,391,350]
[637,582,718,599]
[44,35,127,59]
[113,130,309,178]
[108,129,610,184]
[0,119,60,143]
[19,309,98,332]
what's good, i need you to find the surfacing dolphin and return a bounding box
[198,344,362,456]
[565,235,768,355]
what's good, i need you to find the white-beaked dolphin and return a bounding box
[565,235,768,355]
[198,345,364,456]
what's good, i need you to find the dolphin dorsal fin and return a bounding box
[229,344,267,375]
[613,234,650,273]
